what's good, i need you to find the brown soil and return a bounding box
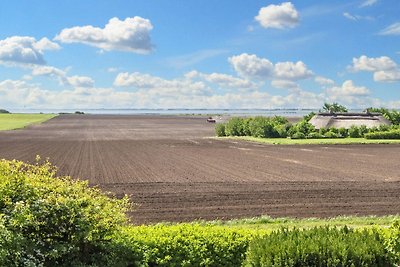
[1,114,399,224]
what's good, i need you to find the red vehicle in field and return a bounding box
[206,117,216,123]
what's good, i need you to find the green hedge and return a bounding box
[215,123,226,137]
[244,226,392,267]
[217,116,290,138]
[365,130,400,139]
[117,224,259,267]
[0,159,130,266]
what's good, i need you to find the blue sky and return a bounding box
[0,0,399,110]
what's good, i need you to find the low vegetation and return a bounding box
[2,159,400,266]
[227,136,400,145]
[216,104,400,142]
[0,114,56,131]
[244,227,391,266]
[0,109,10,114]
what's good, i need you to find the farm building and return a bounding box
[309,112,391,129]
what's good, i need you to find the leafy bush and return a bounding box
[291,132,306,139]
[0,159,130,266]
[215,123,226,137]
[274,123,291,138]
[348,125,361,138]
[328,127,339,134]
[225,117,246,136]
[243,226,392,267]
[270,116,289,125]
[291,120,315,137]
[324,131,339,138]
[338,127,348,138]
[249,117,279,138]
[119,224,257,267]
[359,125,369,137]
[379,124,391,132]
[385,220,400,263]
[319,127,328,135]
[365,130,400,139]
[0,109,10,114]
[307,132,323,139]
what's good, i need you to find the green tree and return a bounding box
[366,107,400,125]
[321,102,348,113]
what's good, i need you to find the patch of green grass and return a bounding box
[202,215,400,230]
[0,114,57,131]
[223,136,400,145]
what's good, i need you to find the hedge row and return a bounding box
[216,116,292,138]
[116,224,260,267]
[244,227,392,267]
[365,129,400,139]
[216,114,400,139]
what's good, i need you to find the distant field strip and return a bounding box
[0,114,57,130]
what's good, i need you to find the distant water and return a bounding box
[9,108,367,117]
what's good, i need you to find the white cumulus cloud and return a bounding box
[327,80,370,97]
[350,55,400,82]
[351,55,397,72]
[274,61,313,80]
[373,70,400,82]
[325,80,373,107]
[0,36,60,65]
[55,17,153,53]
[255,2,299,29]
[228,53,274,79]
[229,53,313,90]
[32,65,95,87]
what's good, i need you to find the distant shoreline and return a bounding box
[7,108,329,117]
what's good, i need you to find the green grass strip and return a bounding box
[222,136,400,145]
[201,215,400,230]
[0,114,57,131]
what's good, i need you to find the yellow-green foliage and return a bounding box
[118,224,266,267]
[0,159,130,266]
[0,114,56,130]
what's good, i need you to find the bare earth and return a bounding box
[1,114,400,224]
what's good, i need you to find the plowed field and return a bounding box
[1,115,400,224]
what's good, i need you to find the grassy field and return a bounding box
[225,136,400,145]
[204,215,400,230]
[0,114,57,130]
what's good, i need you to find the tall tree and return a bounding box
[321,102,348,113]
